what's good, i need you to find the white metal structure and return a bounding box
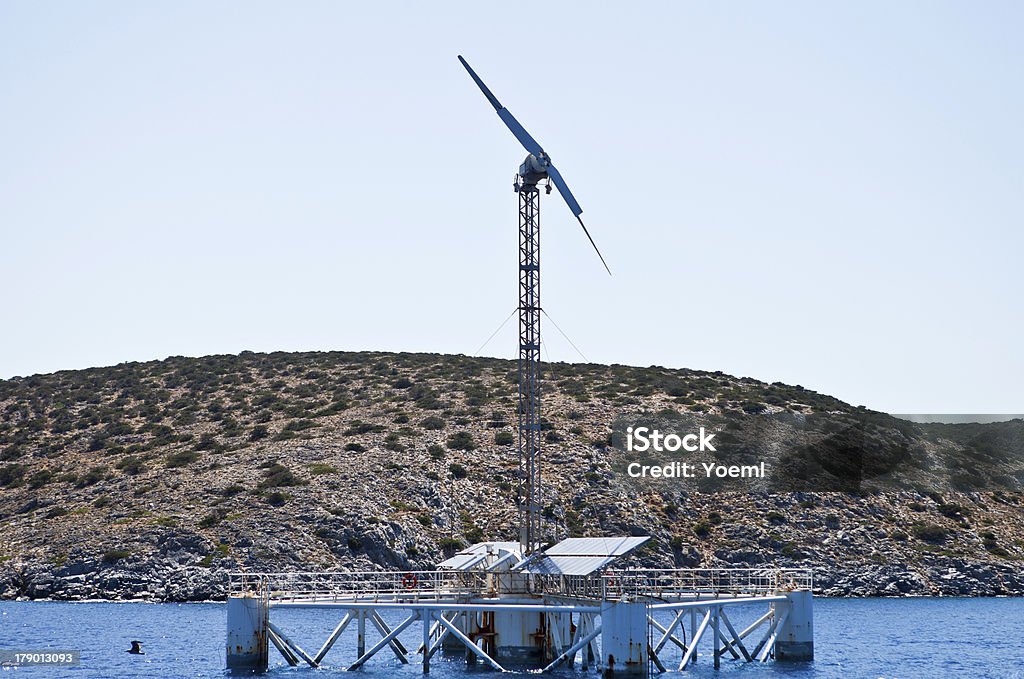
[226,565,813,675]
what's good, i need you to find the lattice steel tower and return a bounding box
[516,180,542,554]
[460,56,610,555]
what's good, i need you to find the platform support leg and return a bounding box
[357,610,366,658]
[712,606,721,669]
[600,600,649,677]
[422,609,432,673]
[689,608,697,664]
[775,590,814,660]
[226,594,268,671]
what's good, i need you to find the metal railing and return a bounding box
[229,567,812,603]
[601,568,813,599]
[228,570,486,602]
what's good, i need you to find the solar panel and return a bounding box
[517,536,651,576]
[525,555,618,576]
[544,536,650,557]
[436,552,487,571]
[436,541,521,571]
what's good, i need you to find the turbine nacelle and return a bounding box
[517,153,552,192]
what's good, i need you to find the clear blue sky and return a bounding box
[1,1,1021,414]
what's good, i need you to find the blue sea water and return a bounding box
[1,598,1023,678]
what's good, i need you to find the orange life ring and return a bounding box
[402,573,418,590]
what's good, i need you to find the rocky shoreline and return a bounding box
[8,520,1024,602]
[3,556,1023,602]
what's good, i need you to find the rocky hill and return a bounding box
[0,350,1021,601]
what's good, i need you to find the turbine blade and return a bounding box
[458,55,502,111]
[575,214,612,276]
[496,109,544,157]
[545,163,582,216]
[458,55,544,156]
[547,165,611,275]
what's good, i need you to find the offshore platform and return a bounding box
[224,57,814,675]
[227,550,813,675]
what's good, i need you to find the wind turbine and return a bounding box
[458,55,610,555]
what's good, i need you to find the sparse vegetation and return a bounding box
[0,463,26,488]
[446,431,475,451]
[28,469,54,489]
[75,465,108,488]
[420,416,446,430]
[0,350,1021,600]
[258,463,306,489]
[439,537,463,553]
[981,531,1010,557]
[116,455,146,475]
[937,503,971,520]
[912,524,950,544]
[165,450,200,468]
[195,432,220,451]
[102,549,132,564]
[264,491,291,506]
[198,513,222,528]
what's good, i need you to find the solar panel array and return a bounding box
[437,536,650,577]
